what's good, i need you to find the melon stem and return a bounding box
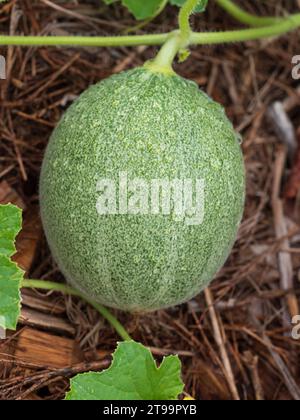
[21,279,132,342]
[144,31,183,74]
[146,0,199,73]
[145,0,199,75]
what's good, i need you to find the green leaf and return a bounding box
[0,255,23,330]
[122,0,165,20]
[169,0,208,13]
[66,341,184,400]
[0,204,22,257]
[0,204,23,330]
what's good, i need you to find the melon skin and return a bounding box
[40,67,245,312]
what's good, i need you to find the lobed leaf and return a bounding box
[103,0,208,19]
[0,203,22,257]
[122,0,166,20]
[0,204,23,330]
[66,341,184,400]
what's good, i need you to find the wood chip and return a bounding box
[12,206,42,274]
[5,327,82,369]
[21,289,66,315]
[19,308,75,336]
[0,180,26,209]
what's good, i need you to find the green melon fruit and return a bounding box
[40,66,245,312]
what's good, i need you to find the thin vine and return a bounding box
[21,279,132,342]
[178,0,199,45]
[215,0,280,27]
[0,13,299,48]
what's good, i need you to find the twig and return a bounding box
[204,288,240,400]
[250,316,300,401]
[271,146,299,322]
[243,352,264,400]
[268,101,297,162]
[7,359,111,400]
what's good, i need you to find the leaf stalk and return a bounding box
[21,279,132,342]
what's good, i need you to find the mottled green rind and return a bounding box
[40,67,245,312]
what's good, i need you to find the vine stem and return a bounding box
[21,279,132,342]
[0,33,170,47]
[178,0,199,45]
[190,14,300,44]
[0,13,299,47]
[215,0,280,27]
